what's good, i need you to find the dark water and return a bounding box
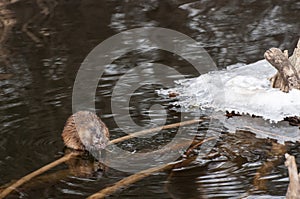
[0,0,300,198]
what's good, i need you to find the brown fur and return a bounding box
[62,111,110,151]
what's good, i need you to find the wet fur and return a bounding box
[62,111,110,151]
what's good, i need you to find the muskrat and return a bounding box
[62,111,110,151]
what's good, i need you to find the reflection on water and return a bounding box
[0,0,299,198]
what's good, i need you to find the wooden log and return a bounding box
[264,38,300,92]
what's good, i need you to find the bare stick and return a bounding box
[0,153,77,199]
[184,136,216,157]
[285,153,300,198]
[87,162,174,199]
[109,119,204,145]
[243,126,300,143]
[87,137,215,199]
[0,118,205,198]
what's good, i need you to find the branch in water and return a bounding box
[285,153,300,199]
[0,117,205,198]
[87,137,216,199]
[0,153,77,199]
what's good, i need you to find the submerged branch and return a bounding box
[0,153,77,199]
[0,118,205,198]
[87,137,215,199]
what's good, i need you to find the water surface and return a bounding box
[0,0,300,198]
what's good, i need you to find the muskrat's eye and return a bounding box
[88,126,97,133]
[94,134,100,140]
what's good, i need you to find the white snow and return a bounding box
[158,59,300,123]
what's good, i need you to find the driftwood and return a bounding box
[264,39,300,92]
[285,153,300,199]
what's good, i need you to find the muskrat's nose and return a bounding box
[62,111,110,151]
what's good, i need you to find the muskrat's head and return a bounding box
[62,111,110,151]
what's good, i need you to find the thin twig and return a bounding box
[87,137,215,199]
[87,162,174,199]
[0,153,77,199]
[184,136,216,157]
[244,126,299,142]
[0,118,205,198]
[109,119,203,145]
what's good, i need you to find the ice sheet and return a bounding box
[158,59,300,123]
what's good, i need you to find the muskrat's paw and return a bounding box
[264,48,286,67]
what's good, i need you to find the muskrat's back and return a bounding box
[62,111,110,151]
